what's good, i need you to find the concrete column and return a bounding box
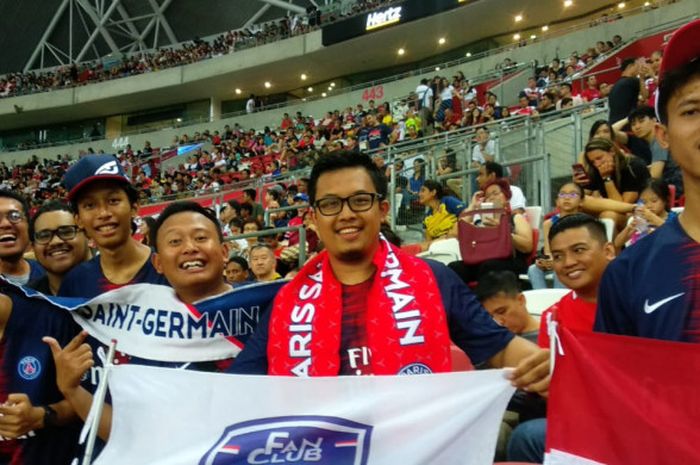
[209,97,222,122]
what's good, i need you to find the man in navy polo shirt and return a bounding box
[595,19,700,341]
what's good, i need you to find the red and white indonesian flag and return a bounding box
[94,366,515,465]
[545,328,700,464]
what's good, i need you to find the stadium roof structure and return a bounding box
[0,0,320,74]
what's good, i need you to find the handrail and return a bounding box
[263,203,309,227]
[228,226,307,267]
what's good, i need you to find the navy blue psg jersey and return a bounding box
[58,253,168,298]
[0,292,81,465]
[596,215,700,342]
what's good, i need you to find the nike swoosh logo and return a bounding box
[644,292,685,314]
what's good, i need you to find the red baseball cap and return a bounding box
[656,19,700,119]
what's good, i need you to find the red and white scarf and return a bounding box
[268,236,451,376]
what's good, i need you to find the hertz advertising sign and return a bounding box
[322,0,464,46]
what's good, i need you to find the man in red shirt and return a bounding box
[580,75,602,102]
[538,214,615,348]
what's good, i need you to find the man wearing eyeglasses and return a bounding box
[0,200,90,463]
[28,201,91,296]
[230,152,550,396]
[0,190,45,286]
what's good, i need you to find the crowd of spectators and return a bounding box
[0,0,396,99]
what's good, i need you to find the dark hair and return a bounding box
[308,151,387,203]
[141,216,157,246]
[588,120,613,140]
[266,189,281,202]
[29,200,74,241]
[226,199,241,212]
[561,97,573,106]
[243,188,257,201]
[483,161,504,179]
[227,255,249,271]
[0,189,30,217]
[628,106,656,123]
[548,213,608,244]
[643,179,671,211]
[475,271,521,301]
[380,223,402,247]
[422,179,445,198]
[240,203,253,215]
[657,59,700,125]
[560,82,572,91]
[620,57,637,72]
[543,91,556,101]
[152,201,223,251]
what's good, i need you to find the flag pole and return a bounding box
[82,339,117,465]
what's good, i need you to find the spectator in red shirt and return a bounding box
[580,75,602,102]
[538,214,615,348]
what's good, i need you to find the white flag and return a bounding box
[95,365,515,465]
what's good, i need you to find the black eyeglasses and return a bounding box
[314,193,383,216]
[34,225,81,244]
[0,210,25,224]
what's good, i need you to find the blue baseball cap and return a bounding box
[293,193,309,202]
[63,154,131,200]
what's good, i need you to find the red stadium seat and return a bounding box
[450,344,474,371]
[400,243,422,256]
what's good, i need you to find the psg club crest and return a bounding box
[200,416,372,465]
[17,356,41,380]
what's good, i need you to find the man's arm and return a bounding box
[488,337,550,396]
[611,117,630,144]
[649,161,665,179]
[44,332,112,441]
[0,396,77,439]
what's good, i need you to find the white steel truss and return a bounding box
[24,0,177,72]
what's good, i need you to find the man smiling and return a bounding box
[0,191,44,285]
[231,152,550,395]
[59,154,166,297]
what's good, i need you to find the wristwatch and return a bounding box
[42,405,58,428]
[603,177,613,183]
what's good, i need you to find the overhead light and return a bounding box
[328,86,333,91]
[514,15,523,22]
[513,33,521,40]
[530,34,537,39]
[322,92,327,97]
[438,37,446,45]
[300,73,307,80]
[564,0,573,7]
[435,66,441,71]
[644,1,650,5]
[542,25,549,32]
[176,117,182,122]
[617,2,625,8]
[466,52,472,57]
[330,82,336,87]
[307,86,313,92]
[397,48,405,55]
[302,98,307,102]
[264,81,271,88]
[234,88,242,95]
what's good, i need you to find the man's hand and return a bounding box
[43,331,93,397]
[0,394,44,438]
[508,348,550,398]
